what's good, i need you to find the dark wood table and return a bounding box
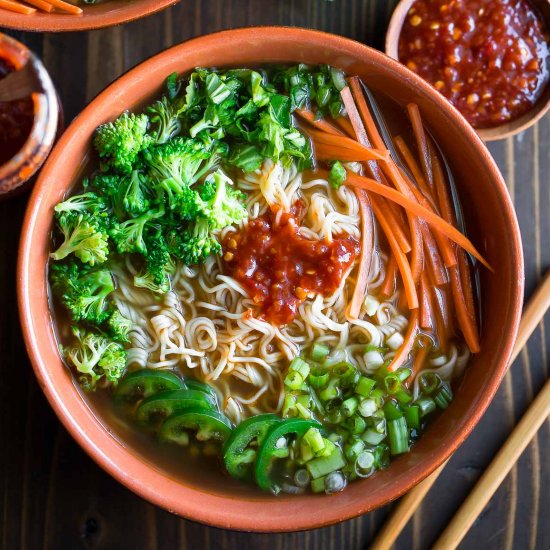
[2,1,549,548]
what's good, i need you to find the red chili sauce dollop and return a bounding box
[222,202,360,326]
[398,0,550,128]
[0,58,34,166]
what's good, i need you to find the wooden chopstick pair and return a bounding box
[370,271,550,550]
[0,0,82,14]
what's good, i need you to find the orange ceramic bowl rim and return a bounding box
[0,0,178,32]
[18,27,523,532]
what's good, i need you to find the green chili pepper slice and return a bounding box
[136,389,216,427]
[183,378,218,401]
[255,417,322,492]
[114,369,184,404]
[223,414,281,480]
[159,406,233,446]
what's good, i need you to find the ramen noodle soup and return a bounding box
[48,66,486,495]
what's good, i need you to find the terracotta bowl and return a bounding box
[18,27,524,532]
[385,0,550,141]
[0,0,178,32]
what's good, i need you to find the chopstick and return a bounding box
[370,270,550,550]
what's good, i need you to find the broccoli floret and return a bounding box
[133,232,174,294]
[148,96,182,145]
[198,170,248,230]
[108,208,163,254]
[50,262,115,325]
[66,327,127,390]
[175,218,222,265]
[122,170,152,216]
[54,192,109,217]
[50,212,109,266]
[107,310,133,343]
[93,113,152,174]
[143,137,210,188]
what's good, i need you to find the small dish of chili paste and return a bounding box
[0,32,59,198]
[0,57,35,167]
[387,0,550,137]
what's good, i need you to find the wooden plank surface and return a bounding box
[2,1,549,548]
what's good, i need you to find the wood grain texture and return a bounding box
[2,1,549,548]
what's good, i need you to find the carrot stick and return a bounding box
[0,0,35,13]
[334,116,356,138]
[419,274,434,330]
[43,0,81,13]
[449,265,480,353]
[22,0,52,10]
[387,310,419,372]
[421,222,448,286]
[349,189,374,319]
[314,144,389,163]
[394,135,435,205]
[374,197,412,254]
[295,109,345,136]
[381,257,398,298]
[372,197,419,310]
[407,103,433,187]
[340,86,371,146]
[410,343,431,380]
[348,77,386,150]
[338,170,491,270]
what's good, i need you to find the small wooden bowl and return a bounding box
[386,0,550,141]
[0,0,178,32]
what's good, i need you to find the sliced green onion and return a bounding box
[320,379,340,401]
[395,368,412,382]
[344,438,365,461]
[356,450,375,470]
[394,389,413,405]
[296,403,312,419]
[294,469,310,488]
[330,67,347,91]
[383,374,402,394]
[386,332,405,350]
[289,357,310,378]
[402,404,421,430]
[282,394,297,417]
[373,443,391,469]
[300,438,314,462]
[434,382,453,409]
[324,471,347,494]
[419,372,440,394]
[364,350,385,369]
[328,407,345,424]
[332,362,358,384]
[359,398,377,417]
[346,415,366,435]
[416,396,437,417]
[311,343,330,361]
[383,400,403,421]
[388,417,409,455]
[309,371,329,389]
[304,428,325,454]
[362,429,386,445]
[341,396,359,417]
[370,388,386,407]
[310,475,327,493]
[363,295,379,317]
[371,412,386,434]
[284,371,304,390]
[306,447,347,479]
[355,376,376,397]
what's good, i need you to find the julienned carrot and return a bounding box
[397,166,457,268]
[295,109,345,136]
[341,170,491,270]
[387,310,419,372]
[44,0,82,13]
[395,136,436,206]
[348,77,386,150]
[419,274,434,330]
[349,189,374,319]
[432,151,455,224]
[372,197,419,310]
[408,211,424,285]
[450,265,480,353]
[374,196,412,254]
[421,222,448,286]
[334,116,356,138]
[314,144,389,163]
[410,342,431,380]
[381,257,398,297]
[22,0,53,11]
[309,130,390,161]
[0,0,35,13]
[407,103,433,187]
[340,86,371,147]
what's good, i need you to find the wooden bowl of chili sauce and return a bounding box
[386,0,550,141]
[0,33,59,198]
